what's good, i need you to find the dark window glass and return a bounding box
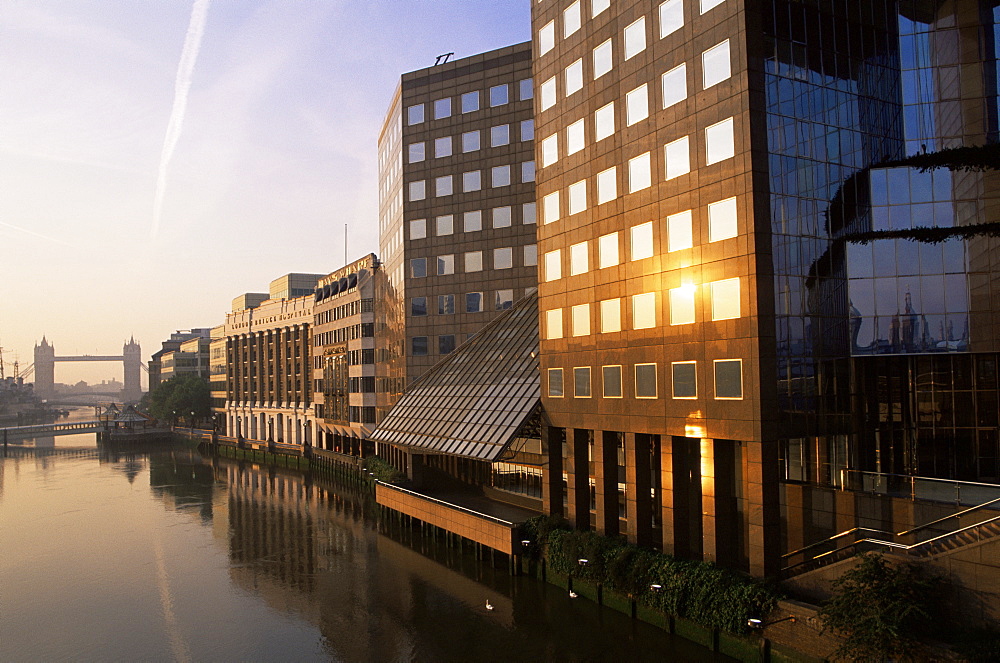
[466,292,483,313]
[715,360,743,399]
[438,294,455,315]
[411,337,428,356]
[438,335,456,355]
[672,362,697,398]
[635,364,657,398]
[548,368,564,397]
[602,366,622,398]
[411,297,427,316]
[574,367,592,398]
[411,258,426,278]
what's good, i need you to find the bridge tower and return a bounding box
[123,337,141,403]
[33,337,55,398]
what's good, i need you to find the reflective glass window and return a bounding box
[438,294,455,315]
[541,76,557,111]
[521,119,535,141]
[664,136,690,179]
[672,362,697,398]
[564,1,582,38]
[411,336,428,356]
[597,166,617,203]
[708,197,738,241]
[544,249,561,281]
[633,292,656,329]
[491,165,511,187]
[595,102,615,141]
[410,258,426,278]
[490,84,509,106]
[462,130,480,152]
[409,218,426,240]
[624,17,646,60]
[411,296,427,316]
[408,142,425,163]
[548,368,564,397]
[494,247,513,269]
[714,359,742,399]
[629,152,652,192]
[461,91,479,113]
[407,104,424,125]
[711,277,740,320]
[437,254,454,275]
[409,180,426,201]
[570,241,589,275]
[495,289,513,310]
[667,209,693,251]
[567,119,585,155]
[438,335,456,355]
[565,59,584,96]
[599,232,619,268]
[463,170,481,192]
[574,367,592,397]
[519,78,533,100]
[435,175,453,197]
[662,63,687,108]
[603,365,623,398]
[546,309,564,339]
[626,84,649,126]
[569,180,587,215]
[631,221,654,260]
[659,0,683,38]
[523,244,538,267]
[466,292,483,313]
[465,251,483,272]
[635,364,658,398]
[522,161,536,183]
[539,20,556,55]
[435,136,452,158]
[600,298,621,332]
[669,285,696,325]
[491,124,510,147]
[572,304,590,336]
[543,191,560,224]
[522,202,537,225]
[702,40,731,89]
[705,117,735,164]
[433,98,451,119]
[464,210,482,232]
[436,214,453,236]
[542,134,559,167]
[594,39,613,79]
[493,206,512,228]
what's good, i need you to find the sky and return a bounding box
[0,0,530,386]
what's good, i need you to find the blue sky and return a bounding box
[0,0,530,384]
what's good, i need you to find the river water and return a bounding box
[1,410,725,662]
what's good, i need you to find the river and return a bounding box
[0,409,726,662]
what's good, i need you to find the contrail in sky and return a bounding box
[150,0,211,238]
[0,221,72,247]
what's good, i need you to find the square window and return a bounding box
[544,249,562,281]
[465,251,483,272]
[493,206,512,228]
[439,335,456,355]
[659,0,684,38]
[491,165,511,187]
[571,304,590,336]
[462,130,481,152]
[664,136,691,179]
[542,134,559,167]
[567,119,585,155]
[597,166,617,203]
[519,78,533,100]
[524,244,538,267]
[631,221,654,260]
[667,209,693,251]
[598,232,619,268]
[490,84,508,106]
[548,368,564,397]
[466,292,483,313]
[635,363,658,398]
[708,197,738,241]
[463,170,482,192]
[494,247,513,269]
[626,84,649,126]
[521,119,535,141]
[411,336,428,356]
[593,39,613,79]
[539,20,556,55]
[436,214,454,236]
[435,136,452,158]
[669,285,696,325]
[437,254,455,275]
[491,124,510,147]
[662,63,687,108]
[564,1,582,37]
[546,309,564,340]
[624,17,646,60]
[574,367,592,398]
[672,362,697,398]
[438,294,455,315]
[496,289,514,310]
[603,365,622,398]
[433,98,451,119]
[408,142,425,163]
[711,277,741,320]
[435,175,453,197]
[570,241,588,275]
[540,76,557,111]
[410,258,426,278]
[409,218,426,240]
[706,117,735,164]
[523,202,537,225]
[565,59,584,96]
[600,298,621,333]
[407,104,424,125]
[411,296,427,316]
[409,180,426,201]
[592,0,611,17]
[461,91,480,113]
[703,40,732,89]
[568,179,587,215]
[633,292,656,329]
[714,359,743,399]
[595,102,615,141]
[629,152,652,192]
[522,161,536,183]
[701,0,725,14]
[464,210,482,232]
[543,191,560,224]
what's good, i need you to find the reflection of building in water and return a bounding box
[147,450,215,522]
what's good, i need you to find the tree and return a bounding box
[144,374,212,425]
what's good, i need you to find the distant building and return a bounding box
[158,336,210,383]
[148,329,211,390]
[209,324,227,429]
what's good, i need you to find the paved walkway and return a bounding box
[414,482,540,524]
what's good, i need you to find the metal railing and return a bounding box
[840,469,1000,506]
[374,479,514,527]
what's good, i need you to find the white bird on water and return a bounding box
[568,590,578,598]
[486,600,494,611]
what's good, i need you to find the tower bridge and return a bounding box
[33,337,142,403]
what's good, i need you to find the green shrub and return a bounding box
[364,456,404,483]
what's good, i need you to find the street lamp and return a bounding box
[748,616,796,629]
[190,411,196,432]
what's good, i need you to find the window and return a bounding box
[592,0,610,17]
[435,136,452,158]
[438,294,455,315]
[436,214,454,236]
[461,91,480,113]
[714,359,743,399]
[544,249,562,281]
[542,134,559,167]
[462,130,480,152]
[524,244,538,267]
[493,206,512,228]
[571,304,590,336]
[546,309,564,339]
[711,277,741,320]
[434,98,451,119]
[411,296,427,316]
[633,292,656,329]
[672,362,697,398]
[523,202,537,225]
[597,166,617,204]
[569,180,587,215]
[667,209,693,251]
[570,241,588,276]
[635,364,658,398]
[439,335,456,355]
[629,152,652,192]
[702,40,731,89]
[669,285,696,325]
[541,76,557,111]
[407,104,424,125]
[466,292,483,313]
[543,191,560,224]
[491,165,511,187]
[567,119,585,155]
[491,124,510,147]
[495,289,513,310]
[519,78,533,100]
[548,368,564,397]
[624,17,646,60]
[539,20,556,55]
[408,142,425,163]
[435,175,453,197]
[490,84,508,106]
[494,247,513,269]
[631,221,654,260]
[708,197,738,241]
[659,0,683,38]
[522,161,536,183]
[564,0,582,37]
[662,63,687,108]
[600,298,621,332]
[565,59,584,96]
[626,84,649,126]
[664,136,691,179]
[521,119,534,141]
[409,218,426,240]
[595,102,615,141]
[603,365,622,398]
[706,117,735,164]
[574,367,592,398]
[463,170,482,192]
[599,232,619,268]
[593,39,613,79]
[410,258,426,278]
[412,336,428,356]
[437,254,455,275]
[464,210,482,232]
[465,251,483,272]
[409,180,426,201]
[701,0,725,14]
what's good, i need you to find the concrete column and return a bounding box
[594,430,620,537]
[625,432,653,547]
[566,429,591,530]
[746,440,782,577]
[660,435,677,555]
[701,439,718,563]
[541,426,565,517]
